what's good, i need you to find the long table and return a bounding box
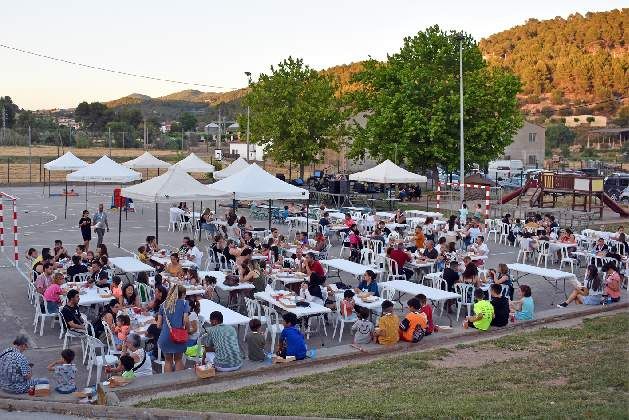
[199,299,250,329]
[507,263,578,302]
[254,291,332,318]
[321,258,383,279]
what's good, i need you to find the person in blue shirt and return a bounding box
[277,313,307,360]
[354,270,379,297]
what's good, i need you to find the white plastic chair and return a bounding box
[72,272,90,283]
[360,248,375,266]
[339,232,349,257]
[498,223,511,245]
[261,305,284,352]
[58,310,86,356]
[332,294,358,342]
[178,214,192,232]
[84,335,118,386]
[386,258,406,282]
[102,323,122,356]
[560,247,576,273]
[536,240,550,267]
[243,297,268,336]
[32,293,60,336]
[486,219,499,243]
[454,283,475,322]
[516,239,533,263]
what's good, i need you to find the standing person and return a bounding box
[92,203,109,247]
[157,285,189,372]
[79,210,92,251]
[0,335,49,394]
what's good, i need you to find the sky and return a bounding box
[0,0,620,110]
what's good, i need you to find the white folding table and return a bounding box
[381,280,460,326]
[254,291,332,318]
[507,263,578,303]
[198,299,250,327]
[321,258,383,280]
[78,288,114,306]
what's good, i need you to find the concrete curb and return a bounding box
[113,302,629,401]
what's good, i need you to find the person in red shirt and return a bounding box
[343,213,355,228]
[415,293,434,334]
[388,242,413,279]
[303,252,325,279]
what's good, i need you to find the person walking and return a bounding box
[93,203,109,247]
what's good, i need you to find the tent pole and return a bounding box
[192,202,195,240]
[64,180,68,219]
[268,199,272,230]
[85,182,88,207]
[214,200,217,214]
[306,196,310,238]
[155,203,159,244]
[48,170,51,197]
[118,199,122,248]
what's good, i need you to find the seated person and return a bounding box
[277,313,307,360]
[510,284,534,321]
[602,262,622,304]
[421,240,439,260]
[463,288,494,331]
[61,290,86,334]
[201,311,243,371]
[66,255,88,279]
[399,298,427,342]
[137,246,149,263]
[558,264,602,307]
[374,300,400,345]
[389,242,413,280]
[489,284,509,327]
[355,269,379,297]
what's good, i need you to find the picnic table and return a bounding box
[507,263,578,303]
[109,257,155,274]
[150,254,196,269]
[254,291,332,318]
[78,287,114,306]
[199,299,250,328]
[321,258,383,279]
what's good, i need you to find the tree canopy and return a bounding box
[348,25,523,174]
[241,56,348,177]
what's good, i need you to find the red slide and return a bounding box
[500,180,531,204]
[600,193,629,217]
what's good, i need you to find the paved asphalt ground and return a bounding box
[0,184,580,394]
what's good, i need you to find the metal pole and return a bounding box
[246,106,250,163]
[85,182,88,206]
[459,36,465,203]
[181,128,184,151]
[122,131,125,149]
[28,126,32,184]
[268,199,271,230]
[64,180,68,219]
[155,203,159,244]
[118,200,122,248]
[108,127,112,156]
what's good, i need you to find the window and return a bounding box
[528,155,537,165]
[528,133,536,143]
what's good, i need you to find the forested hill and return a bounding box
[478,9,628,100]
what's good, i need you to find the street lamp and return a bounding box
[244,71,252,162]
[456,33,465,203]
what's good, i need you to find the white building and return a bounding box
[229,141,265,161]
[564,115,607,128]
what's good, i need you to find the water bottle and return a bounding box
[307,348,317,359]
[265,352,273,365]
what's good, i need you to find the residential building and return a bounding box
[229,141,265,161]
[501,121,545,168]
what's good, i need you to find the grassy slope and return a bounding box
[139,313,629,418]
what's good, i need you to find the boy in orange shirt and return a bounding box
[399,298,428,342]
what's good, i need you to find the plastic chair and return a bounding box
[360,248,375,266]
[339,232,349,257]
[261,305,284,352]
[498,223,511,245]
[84,335,118,386]
[536,240,550,267]
[486,219,499,243]
[386,258,406,282]
[243,297,268,336]
[454,283,475,322]
[72,272,90,282]
[560,247,576,273]
[332,294,358,342]
[178,214,192,232]
[32,293,60,336]
[102,323,122,356]
[516,239,533,263]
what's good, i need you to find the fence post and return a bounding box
[39,158,42,182]
[6,158,9,184]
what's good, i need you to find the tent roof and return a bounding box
[172,152,215,173]
[122,152,172,169]
[207,163,309,200]
[43,152,88,171]
[66,155,142,183]
[349,160,427,184]
[213,157,250,180]
[121,167,218,203]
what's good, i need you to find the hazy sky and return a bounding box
[0,1,619,110]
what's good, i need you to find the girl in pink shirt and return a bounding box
[604,264,622,302]
[43,273,65,314]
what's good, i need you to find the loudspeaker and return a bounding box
[329,180,340,194]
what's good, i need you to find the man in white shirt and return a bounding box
[185,240,203,267]
[169,205,185,229]
[469,235,489,256]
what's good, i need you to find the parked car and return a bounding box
[604,173,629,201]
[621,186,629,205]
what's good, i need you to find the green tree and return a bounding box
[347,26,523,177]
[179,112,198,132]
[241,56,347,178]
[545,124,575,155]
[0,96,19,129]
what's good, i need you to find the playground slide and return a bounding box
[500,181,531,204]
[600,193,629,217]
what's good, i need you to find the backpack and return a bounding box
[411,324,425,343]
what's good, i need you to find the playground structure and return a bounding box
[0,192,19,267]
[500,171,628,218]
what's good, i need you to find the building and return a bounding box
[160,122,172,133]
[204,122,219,136]
[229,141,265,161]
[564,115,607,128]
[55,116,80,130]
[501,121,545,168]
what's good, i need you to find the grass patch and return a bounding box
[139,314,629,418]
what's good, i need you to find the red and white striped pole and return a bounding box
[12,200,18,267]
[485,186,490,217]
[436,182,441,210]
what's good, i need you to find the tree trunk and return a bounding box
[299,162,305,180]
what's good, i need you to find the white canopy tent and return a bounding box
[121,167,221,242]
[122,151,172,170]
[172,152,215,173]
[67,155,142,247]
[213,156,250,180]
[207,163,308,229]
[43,151,89,218]
[349,159,427,184]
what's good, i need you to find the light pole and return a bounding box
[457,33,465,203]
[244,71,252,162]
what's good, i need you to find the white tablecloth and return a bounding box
[150,255,196,268]
[78,288,114,306]
[506,263,577,281]
[109,257,155,274]
[321,259,378,277]
[199,299,250,326]
[254,291,332,318]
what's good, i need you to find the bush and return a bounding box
[557,108,572,117]
[541,106,554,118]
[550,90,564,105]
[586,116,595,123]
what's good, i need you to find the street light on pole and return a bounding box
[456,33,465,203]
[244,71,252,163]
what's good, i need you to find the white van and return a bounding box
[488,160,524,180]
